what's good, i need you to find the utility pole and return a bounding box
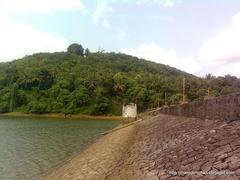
[207,87,210,96]
[182,78,186,103]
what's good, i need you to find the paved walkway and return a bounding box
[44,114,240,179]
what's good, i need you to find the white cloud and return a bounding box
[137,0,182,7]
[0,18,68,61]
[0,0,83,61]
[121,42,200,74]
[119,30,127,41]
[121,42,178,65]
[103,19,110,29]
[120,12,240,77]
[93,1,112,28]
[198,12,240,76]
[0,0,87,15]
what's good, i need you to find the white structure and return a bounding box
[122,103,137,118]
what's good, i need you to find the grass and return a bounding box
[0,112,122,121]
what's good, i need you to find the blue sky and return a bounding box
[0,0,240,77]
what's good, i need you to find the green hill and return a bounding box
[0,44,239,115]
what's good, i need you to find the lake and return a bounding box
[0,116,120,180]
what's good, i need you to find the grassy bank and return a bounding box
[0,112,122,121]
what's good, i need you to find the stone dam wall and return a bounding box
[44,98,240,179]
[44,92,240,179]
[150,92,240,121]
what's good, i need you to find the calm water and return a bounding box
[0,116,119,180]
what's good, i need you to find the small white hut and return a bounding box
[122,103,137,118]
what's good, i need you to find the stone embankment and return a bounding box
[112,114,240,179]
[44,93,240,179]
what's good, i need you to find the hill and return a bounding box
[0,44,239,115]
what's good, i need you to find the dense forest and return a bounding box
[0,43,240,115]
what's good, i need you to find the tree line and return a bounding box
[0,43,239,115]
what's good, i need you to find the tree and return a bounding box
[73,86,90,106]
[91,97,110,115]
[27,100,49,114]
[67,43,84,56]
[150,93,164,108]
[63,102,76,115]
[85,48,90,57]
[169,93,182,105]
[132,85,149,110]
[205,73,216,80]
[113,72,127,95]
[197,89,208,99]
[2,45,240,116]
[0,102,9,113]
[37,69,54,89]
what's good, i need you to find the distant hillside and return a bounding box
[0,44,240,115]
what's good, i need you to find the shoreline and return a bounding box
[0,112,122,121]
[44,113,147,179]
[42,122,123,178]
[44,113,240,179]
[43,118,139,179]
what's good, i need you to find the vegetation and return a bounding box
[0,43,240,115]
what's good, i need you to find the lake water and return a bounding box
[0,116,119,180]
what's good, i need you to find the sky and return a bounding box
[0,0,240,77]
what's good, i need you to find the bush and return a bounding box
[0,102,9,113]
[91,97,110,115]
[27,101,49,114]
[62,102,76,115]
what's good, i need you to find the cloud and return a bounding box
[103,19,110,29]
[93,1,112,28]
[0,0,83,61]
[0,18,68,61]
[198,12,240,76]
[137,0,182,7]
[119,30,127,41]
[121,42,200,74]
[0,0,87,15]
[121,42,178,65]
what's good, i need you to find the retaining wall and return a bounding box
[149,93,240,121]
